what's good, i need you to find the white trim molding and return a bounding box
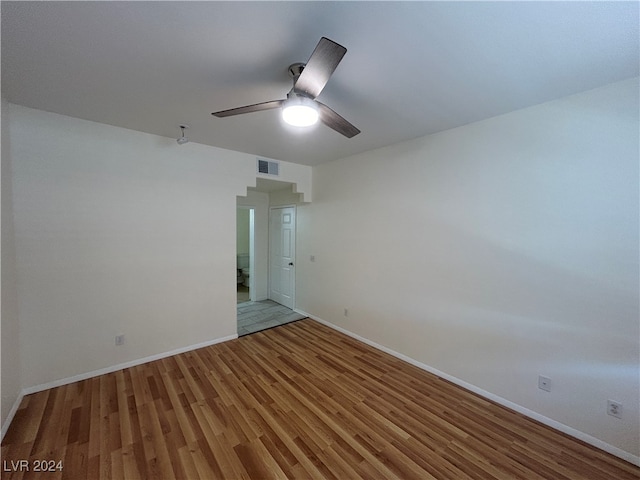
[22,334,238,396]
[1,392,25,441]
[1,333,238,441]
[297,310,640,468]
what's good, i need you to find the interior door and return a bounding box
[269,206,295,309]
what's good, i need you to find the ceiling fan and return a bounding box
[212,37,360,138]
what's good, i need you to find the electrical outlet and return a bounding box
[607,399,622,419]
[538,375,551,392]
[344,308,348,317]
[115,335,125,346]
[310,255,315,262]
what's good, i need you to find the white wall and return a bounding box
[1,98,21,428]
[5,103,312,391]
[259,163,312,203]
[236,208,250,255]
[297,78,640,459]
[237,190,270,301]
[269,185,303,207]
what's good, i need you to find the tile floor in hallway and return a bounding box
[237,299,307,336]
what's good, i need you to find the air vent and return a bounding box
[257,158,279,176]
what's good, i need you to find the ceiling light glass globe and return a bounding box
[282,98,319,127]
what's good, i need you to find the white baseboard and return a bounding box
[1,332,238,442]
[22,333,238,396]
[299,311,640,468]
[1,391,25,442]
[6,315,639,468]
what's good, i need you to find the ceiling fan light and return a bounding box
[282,98,319,127]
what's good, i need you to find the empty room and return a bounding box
[1,2,639,479]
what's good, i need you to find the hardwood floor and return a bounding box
[2,319,638,479]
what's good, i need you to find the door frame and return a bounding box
[269,205,296,309]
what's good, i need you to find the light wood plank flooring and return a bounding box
[2,319,638,479]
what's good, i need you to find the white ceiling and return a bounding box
[2,1,638,166]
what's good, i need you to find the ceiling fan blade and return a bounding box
[212,100,284,117]
[294,37,347,99]
[316,102,360,138]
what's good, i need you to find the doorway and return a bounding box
[236,183,303,336]
[236,205,304,336]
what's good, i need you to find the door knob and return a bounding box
[288,262,294,266]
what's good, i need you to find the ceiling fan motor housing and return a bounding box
[287,63,306,80]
